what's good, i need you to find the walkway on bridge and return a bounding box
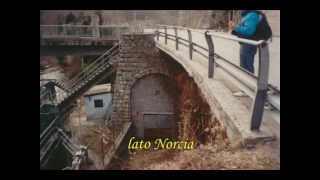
[152,25,280,146]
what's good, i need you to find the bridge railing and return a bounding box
[40,81,57,107]
[40,43,119,109]
[155,24,280,131]
[40,25,130,39]
[40,105,81,168]
[66,43,119,91]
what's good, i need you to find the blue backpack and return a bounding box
[234,11,273,41]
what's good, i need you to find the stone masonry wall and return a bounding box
[111,34,228,147]
[111,34,174,125]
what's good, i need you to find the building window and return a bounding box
[94,99,103,108]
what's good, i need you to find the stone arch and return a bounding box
[127,68,171,89]
[129,70,179,138]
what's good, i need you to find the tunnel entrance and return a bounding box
[130,74,179,139]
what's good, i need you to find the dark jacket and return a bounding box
[65,13,76,24]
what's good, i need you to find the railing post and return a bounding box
[96,25,100,38]
[63,25,66,37]
[164,26,167,44]
[205,31,215,78]
[187,29,193,60]
[174,27,178,50]
[156,26,159,41]
[250,43,270,130]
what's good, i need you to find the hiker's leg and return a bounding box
[246,45,257,74]
[240,44,256,73]
[240,44,247,70]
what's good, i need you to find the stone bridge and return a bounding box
[40,24,280,169]
[153,26,280,145]
[112,27,280,147]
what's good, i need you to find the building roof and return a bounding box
[84,84,111,96]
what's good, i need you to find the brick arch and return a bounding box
[129,70,179,138]
[111,68,174,123]
[125,68,173,123]
[127,68,172,90]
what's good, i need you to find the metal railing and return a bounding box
[40,106,86,168]
[40,79,69,92]
[40,44,119,109]
[40,25,130,39]
[40,82,57,107]
[155,24,280,131]
[40,80,69,109]
[40,32,121,169]
[40,113,64,164]
[40,44,119,131]
[40,108,70,151]
[59,55,117,107]
[66,44,119,90]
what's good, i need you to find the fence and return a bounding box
[40,104,88,169]
[40,25,130,39]
[155,24,280,131]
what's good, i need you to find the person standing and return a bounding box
[77,12,85,35]
[91,12,98,37]
[229,10,272,74]
[77,12,85,25]
[65,12,76,35]
[91,11,103,38]
[82,15,91,36]
[97,11,103,37]
[65,12,76,25]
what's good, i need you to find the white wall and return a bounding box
[84,93,112,121]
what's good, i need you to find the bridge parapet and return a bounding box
[37,23,155,46]
[40,25,130,39]
[155,25,280,146]
[40,25,130,47]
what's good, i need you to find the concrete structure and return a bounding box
[83,84,112,122]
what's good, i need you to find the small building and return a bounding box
[83,84,112,122]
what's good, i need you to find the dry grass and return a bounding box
[79,125,114,156]
[140,143,279,170]
[111,139,279,170]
